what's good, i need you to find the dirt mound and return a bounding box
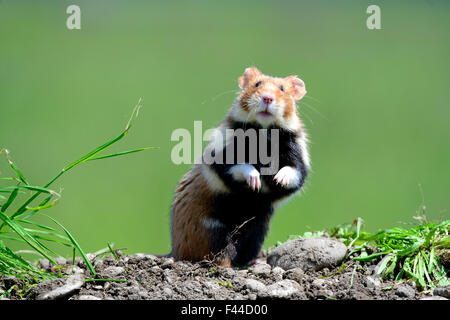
[1,239,448,300]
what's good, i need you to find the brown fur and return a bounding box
[171,164,231,266]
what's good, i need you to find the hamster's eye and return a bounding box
[279,85,284,92]
[254,81,262,88]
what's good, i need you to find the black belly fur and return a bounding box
[205,121,308,266]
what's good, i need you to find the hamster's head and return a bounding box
[231,67,307,130]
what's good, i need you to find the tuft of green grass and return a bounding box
[0,99,153,283]
[277,216,449,291]
[331,217,449,291]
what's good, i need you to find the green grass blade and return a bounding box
[0,185,59,195]
[21,194,55,221]
[44,214,96,275]
[395,268,405,282]
[0,211,58,265]
[25,199,60,211]
[24,228,70,241]
[61,131,128,172]
[107,242,120,261]
[0,177,20,181]
[0,149,29,186]
[1,187,19,212]
[353,251,390,262]
[0,189,25,194]
[427,247,435,274]
[397,239,425,256]
[375,254,394,277]
[383,255,398,279]
[0,234,26,243]
[31,234,72,247]
[0,286,15,299]
[9,163,29,185]
[87,147,156,161]
[16,219,57,232]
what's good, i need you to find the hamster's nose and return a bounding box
[262,94,274,105]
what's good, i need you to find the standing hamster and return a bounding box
[170,67,310,267]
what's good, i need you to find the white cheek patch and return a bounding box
[274,166,301,189]
[230,99,256,123]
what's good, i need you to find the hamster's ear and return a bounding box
[285,75,307,101]
[238,67,263,89]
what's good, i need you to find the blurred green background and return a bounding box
[1,0,449,257]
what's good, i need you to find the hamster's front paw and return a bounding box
[246,168,261,191]
[274,166,300,189]
[229,164,261,191]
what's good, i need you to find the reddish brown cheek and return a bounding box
[283,97,294,119]
[273,89,283,102]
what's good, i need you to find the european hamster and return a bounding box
[170,67,310,267]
